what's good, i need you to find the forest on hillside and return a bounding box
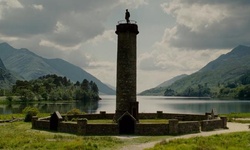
[0,74,100,102]
[164,72,250,99]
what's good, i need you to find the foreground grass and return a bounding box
[0,113,50,120]
[0,122,170,150]
[147,132,250,150]
[221,112,250,123]
[0,122,123,150]
[1,112,249,149]
[87,119,168,124]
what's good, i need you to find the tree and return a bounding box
[81,79,90,92]
[90,81,99,94]
[164,88,175,96]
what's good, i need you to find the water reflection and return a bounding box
[97,96,250,114]
[1,96,250,114]
[0,100,98,114]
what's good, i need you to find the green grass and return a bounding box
[0,122,123,150]
[222,112,250,118]
[139,119,168,124]
[220,112,250,123]
[0,113,50,120]
[0,121,171,150]
[79,119,168,124]
[147,132,250,150]
[1,113,249,149]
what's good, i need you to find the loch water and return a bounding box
[1,95,250,114]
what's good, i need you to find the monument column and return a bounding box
[114,21,139,122]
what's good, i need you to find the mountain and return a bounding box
[0,42,115,94]
[140,45,250,96]
[0,58,22,89]
[139,74,187,95]
[167,45,250,95]
[157,74,188,87]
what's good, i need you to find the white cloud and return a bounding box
[161,1,228,32]
[39,39,81,51]
[0,0,23,9]
[160,0,250,50]
[119,0,148,8]
[32,4,43,10]
[87,30,116,45]
[1,0,249,92]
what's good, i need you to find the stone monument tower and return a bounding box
[114,11,139,122]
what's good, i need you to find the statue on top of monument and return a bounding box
[125,9,130,23]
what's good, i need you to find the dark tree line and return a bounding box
[218,73,250,99]
[164,72,250,99]
[164,84,211,97]
[11,74,99,102]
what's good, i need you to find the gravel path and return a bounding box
[120,122,250,150]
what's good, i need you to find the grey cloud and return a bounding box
[0,0,117,47]
[163,0,250,50]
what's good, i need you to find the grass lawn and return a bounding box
[0,112,250,149]
[87,119,168,124]
[147,131,250,150]
[0,121,171,150]
[221,112,250,123]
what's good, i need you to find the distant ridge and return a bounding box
[0,42,115,94]
[140,45,250,96]
[0,57,22,89]
[139,74,187,95]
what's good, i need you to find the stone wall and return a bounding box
[201,119,223,131]
[58,122,78,134]
[178,121,200,134]
[62,111,209,121]
[31,112,227,135]
[139,112,208,121]
[32,120,50,130]
[63,113,114,121]
[135,124,169,135]
[86,124,118,135]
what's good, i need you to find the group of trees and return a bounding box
[218,73,250,99]
[164,72,250,99]
[164,84,211,97]
[10,74,99,102]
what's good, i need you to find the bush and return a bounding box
[22,106,39,122]
[67,108,82,115]
[6,96,13,102]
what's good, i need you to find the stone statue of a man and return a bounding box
[125,9,130,23]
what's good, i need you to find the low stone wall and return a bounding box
[178,121,200,134]
[58,122,78,134]
[135,124,169,135]
[139,112,208,121]
[32,119,50,130]
[31,112,227,135]
[64,112,114,121]
[201,119,223,131]
[86,124,118,135]
[62,111,209,121]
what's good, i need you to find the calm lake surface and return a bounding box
[1,95,250,114]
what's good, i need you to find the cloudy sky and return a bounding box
[0,0,250,92]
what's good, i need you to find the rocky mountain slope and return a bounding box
[0,42,115,94]
[140,45,250,96]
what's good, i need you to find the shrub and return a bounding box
[6,96,13,102]
[67,108,81,115]
[22,106,39,122]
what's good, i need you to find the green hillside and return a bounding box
[140,45,250,98]
[139,74,187,95]
[0,58,22,89]
[167,45,250,98]
[0,42,115,95]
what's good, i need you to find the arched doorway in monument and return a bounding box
[118,112,136,134]
[50,111,63,131]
